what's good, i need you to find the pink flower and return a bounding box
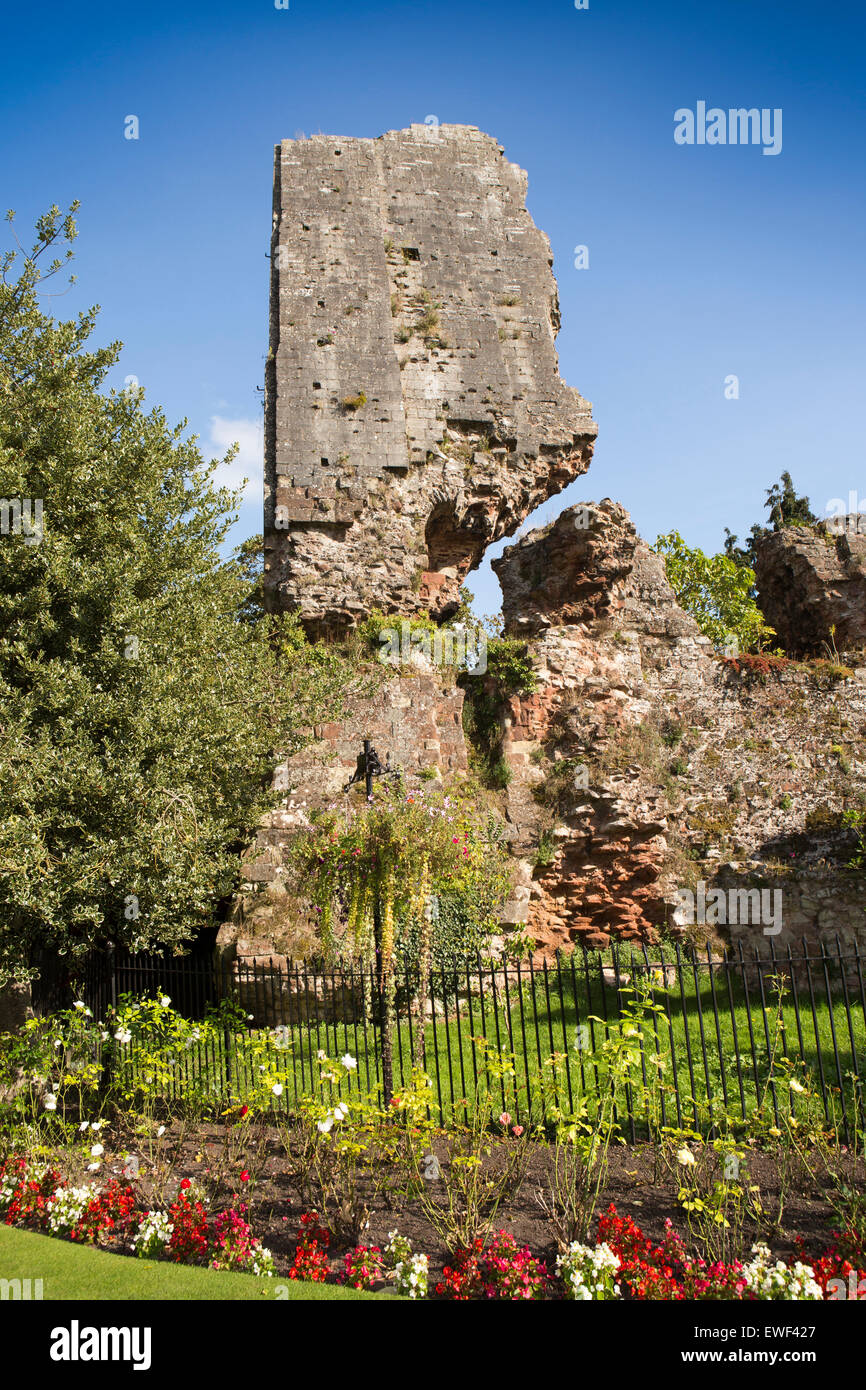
[511,1125,523,1137]
[499,1112,511,1127]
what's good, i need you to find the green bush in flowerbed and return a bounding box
[0,992,297,1131]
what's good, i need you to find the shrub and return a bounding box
[134,1209,174,1258]
[484,637,537,696]
[210,1207,275,1277]
[532,828,557,868]
[0,208,353,982]
[740,1242,822,1300]
[0,1155,63,1230]
[654,530,774,652]
[395,888,497,971]
[436,1239,484,1300]
[288,1212,331,1283]
[557,1241,620,1300]
[167,1180,210,1264]
[478,1230,549,1300]
[339,1245,383,1290]
[384,1231,429,1299]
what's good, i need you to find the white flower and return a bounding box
[741,1243,821,1301]
[160,995,171,1008]
[334,1102,349,1121]
[557,1242,620,1302]
[789,1078,806,1094]
[90,1120,104,1131]
[87,1162,101,1172]
[114,1029,132,1044]
[47,1186,90,1234]
[90,1144,104,1158]
[393,1252,429,1300]
[676,1147,696,1166]
[317,1116,334,1134]
[272,1083,284,1097]
[73,1001,86,1010]
[157,1125,166,1137]
[79,1121,90,1132]
[43,1094,57,1112]
[341,1054,358,1071]
[133,1210,174,1258]
[53,1039,63,1049]
[317,1049,327,1061]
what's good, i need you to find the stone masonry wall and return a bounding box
[218,671,467,965]
[228,127,866,984]
[755,519,866,659]
[491,503,866,955]
[264,124,596,637]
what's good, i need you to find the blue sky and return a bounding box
[2,0,864,615]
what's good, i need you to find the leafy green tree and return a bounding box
[0,206,352,984]
[653,530,775,652]
[724,471,817,570]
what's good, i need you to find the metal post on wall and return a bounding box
[344,738,400,1101]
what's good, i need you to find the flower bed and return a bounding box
[2,1141,865,1300]
[2,1005,865,1303]
[0,1155,274,1278]
[279,1206,863,1301]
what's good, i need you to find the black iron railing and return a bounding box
[29,937,866,1138]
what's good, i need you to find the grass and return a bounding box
[110,953,866,1136]
[0,1226,388,1301]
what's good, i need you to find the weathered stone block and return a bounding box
[264,124,597,638]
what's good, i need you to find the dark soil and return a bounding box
[99,1119,864,1287]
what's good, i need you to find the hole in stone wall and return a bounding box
[425,499,486,584]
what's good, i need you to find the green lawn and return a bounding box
[96,953,866,1136]
[206,961,866,1133]
[0,1226,389,1301]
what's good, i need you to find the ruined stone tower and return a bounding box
[223,124,866,972]
[263,124,597,637]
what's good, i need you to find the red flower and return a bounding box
[239,1170,250,1183]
